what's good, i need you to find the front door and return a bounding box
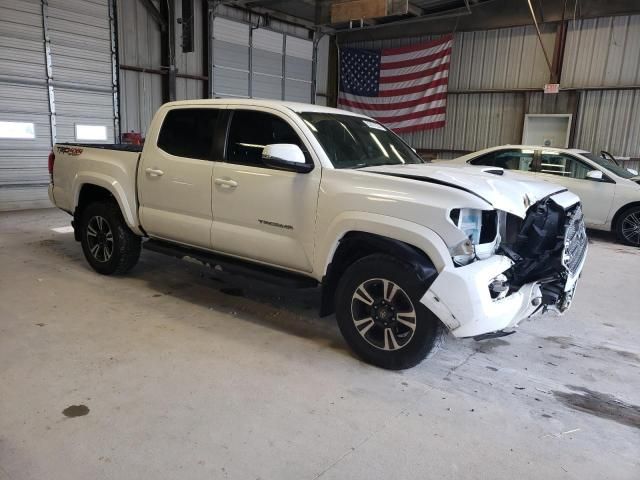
[534,150,615,226]
[138,107,222,248]
[211,108,321,272]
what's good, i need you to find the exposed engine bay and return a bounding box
[450,195,588,314]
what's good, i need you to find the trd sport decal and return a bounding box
[258,219,293,230]
[57,146,83,156]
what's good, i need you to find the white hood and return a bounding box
[361,164,566,218]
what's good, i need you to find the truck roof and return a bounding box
[162,98,368,118]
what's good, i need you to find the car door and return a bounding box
[138,107,223,248]
[211,107,321,272]
[468,148,536,175]
[534,151,615,226]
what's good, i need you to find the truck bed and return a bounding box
[57,142,143,153]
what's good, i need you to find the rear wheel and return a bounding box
[80,202,141,275]
[615,206,640,247]
[335,254,445,370]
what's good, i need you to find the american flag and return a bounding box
[338,35,453,133]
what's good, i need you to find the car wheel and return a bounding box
[615,206,640,247]
[335,254,445,370]
[80,202,141,275]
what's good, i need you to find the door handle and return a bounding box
[214,178,238,188]
[145,168,164,177]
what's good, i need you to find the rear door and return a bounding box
[534,150,615,226]
[211,107,320,272]
[138,107,223,248]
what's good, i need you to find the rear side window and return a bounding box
[226,110,309,167]
[470,149,534,172]
[157,108,219,160]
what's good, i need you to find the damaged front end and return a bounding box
[498,194,588,314]
[421,191,588,338]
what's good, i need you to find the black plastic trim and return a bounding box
[144,239,318,289]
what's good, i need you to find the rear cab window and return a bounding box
[157,108,221,160]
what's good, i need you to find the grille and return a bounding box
[563,204,588,276]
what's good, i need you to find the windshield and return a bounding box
[298,112,423,169]
[582,152,636,179]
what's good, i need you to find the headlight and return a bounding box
[450,208,483,244]
[450,208,500,265]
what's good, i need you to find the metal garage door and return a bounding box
[0,0,117,211]
[211,16,250,98]
[252,28,283,100]
[284,36,313,103]
[0,0,51,210]
[211,16,314,103]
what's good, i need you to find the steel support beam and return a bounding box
[139,0,167,31]
[41,0,56,146]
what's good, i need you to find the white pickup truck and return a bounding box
[49,99,587,369]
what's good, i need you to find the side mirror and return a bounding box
[586,170,604,181]
[262,144,313,173]
[627,168,639,176]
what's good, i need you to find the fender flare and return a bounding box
[72,172,143,235]
[316,212,453,277]
[316,213,453,317]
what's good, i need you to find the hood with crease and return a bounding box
[361,164,566,218]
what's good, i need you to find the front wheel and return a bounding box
[335,254,445,370]
[80,202,141,275]
[615,206,640,247]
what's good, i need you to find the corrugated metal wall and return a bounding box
[561,15,640,157]
[343,24,553,153]
[117,0,163,136]
[574,89,640,156]
[118,2,326,134]
[562,15,640,88]
[175,0,205,100]
[342,16,640,158]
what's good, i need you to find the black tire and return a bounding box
[80,201,141,275]
[335,254,446,370]
[614,205,640,247]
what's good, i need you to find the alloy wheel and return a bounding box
[621,211,640,246]
[86,215,114,262]
[350,278,417,351]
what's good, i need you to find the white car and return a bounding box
[49,100,587,369]
[448,145,640,246]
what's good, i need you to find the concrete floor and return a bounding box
[1,209,639,480]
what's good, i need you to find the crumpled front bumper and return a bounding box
[420,249,586,338]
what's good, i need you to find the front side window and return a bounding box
[298,112,422,169]
[539,151,591,179]
[226,110,309,167]
[470,149,534,172]
[157,108,220,160]
[581,152,634,179]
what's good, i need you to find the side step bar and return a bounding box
[143,239,318,289]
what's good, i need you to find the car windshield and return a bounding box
[298,112,423,169]
[581,152,636,179]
